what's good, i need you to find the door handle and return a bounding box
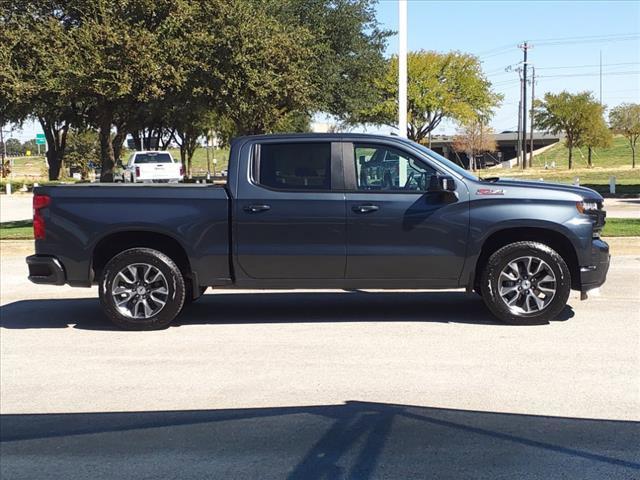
[352,204,379,214]
[243,204,271,213]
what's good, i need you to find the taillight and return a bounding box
[135,166,141,177]
[33,194,51,240]
[179,165,185,176]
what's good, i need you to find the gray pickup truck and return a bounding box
[27,134,609,329]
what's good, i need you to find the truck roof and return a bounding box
[234,133,413,144]
[130,150,173,154]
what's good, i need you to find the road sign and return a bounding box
[36,134,46,145]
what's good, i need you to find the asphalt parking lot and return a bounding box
[1,241,639,479]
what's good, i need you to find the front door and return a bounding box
[344,142,469,280]
[235,141,346,279]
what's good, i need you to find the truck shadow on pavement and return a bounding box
[1,401,638,479]
[0,291,574,330]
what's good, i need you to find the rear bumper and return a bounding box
[26,255,66,285]
[579,239,610,292]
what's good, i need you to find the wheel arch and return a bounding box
[473,227,580,291]
[92,230,192,284]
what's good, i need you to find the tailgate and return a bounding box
[137,163,181,180]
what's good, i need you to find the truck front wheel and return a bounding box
[99,248,186,330]
[480,241,571,325]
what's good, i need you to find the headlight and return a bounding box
[576,200,599,214]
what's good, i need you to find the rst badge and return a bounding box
[476,188,505,195]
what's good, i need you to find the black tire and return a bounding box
[99,248,185,330]
[480,241,571,325]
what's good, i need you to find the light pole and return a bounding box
[398,0,408,138]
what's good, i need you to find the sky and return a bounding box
[6,0,640,141]
[372,0,640,135]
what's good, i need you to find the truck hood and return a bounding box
[484,178,603,201]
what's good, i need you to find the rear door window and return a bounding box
[134,153,174,164]
[257,143,331,191]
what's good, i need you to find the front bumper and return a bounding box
[26,255,66,285]
[579,239,610,292]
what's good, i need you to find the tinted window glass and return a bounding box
[134,153,174,164]
[259,143,331,190]
[354,144,436,192]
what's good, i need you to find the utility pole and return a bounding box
[599,50,603,105]
[398,0,408,138]
[515,66,524,167]
[206,129,211,181]
[518,41,530,169]
[529,65,535,168]
[516,98,522,167]
[0,125,5,166]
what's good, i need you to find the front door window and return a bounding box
[354,145,437,192]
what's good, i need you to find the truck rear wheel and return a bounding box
[480,241,571,325]
[99,248,185,330]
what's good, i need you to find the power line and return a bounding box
[476,33,639,60]
[475,43,516,57]
[529,32,640,44]
[535,61,640,70]
[537,70,640,79]
[534,36,640,47]
[491,70,640,86]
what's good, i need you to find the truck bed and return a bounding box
[34,184,231,287]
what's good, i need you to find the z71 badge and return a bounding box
[476,188,505,195]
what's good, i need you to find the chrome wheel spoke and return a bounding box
[141,299,153,317]
[499,284,519,296]
[117,271,135,285]
[497,255,557,315]
[111,263,169,320]
[500,270,518,282]
[506,292,521,306]
[115,292,133,307]
[528,291,545,310]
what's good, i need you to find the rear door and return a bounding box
[234,140,346,279]
[344,141,469,280]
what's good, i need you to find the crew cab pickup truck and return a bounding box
[26,134,609,330]
[121,151,184,183]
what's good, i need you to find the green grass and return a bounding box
[533,135,634,169]
[0,220,33,240]
[602,218,640,237]
[501,136,640,196]
[167,147,231,176]
[2,218,639,240]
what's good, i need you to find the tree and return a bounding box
[534,91,602,169]
[272,0,391,121]
[2,0,390,182]
[4,138,23,156]
[66,0,180,181]
[65,130,100,180]
[452,120,497,171]
[609,103,640,169]
[0,6,84,179]
[348,50,502,144]
[580,113,612,167]
[22,139,38,155]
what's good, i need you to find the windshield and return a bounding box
[407,141,479,181]
[134,153,174,164]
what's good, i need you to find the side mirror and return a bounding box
[428,175,456,192]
